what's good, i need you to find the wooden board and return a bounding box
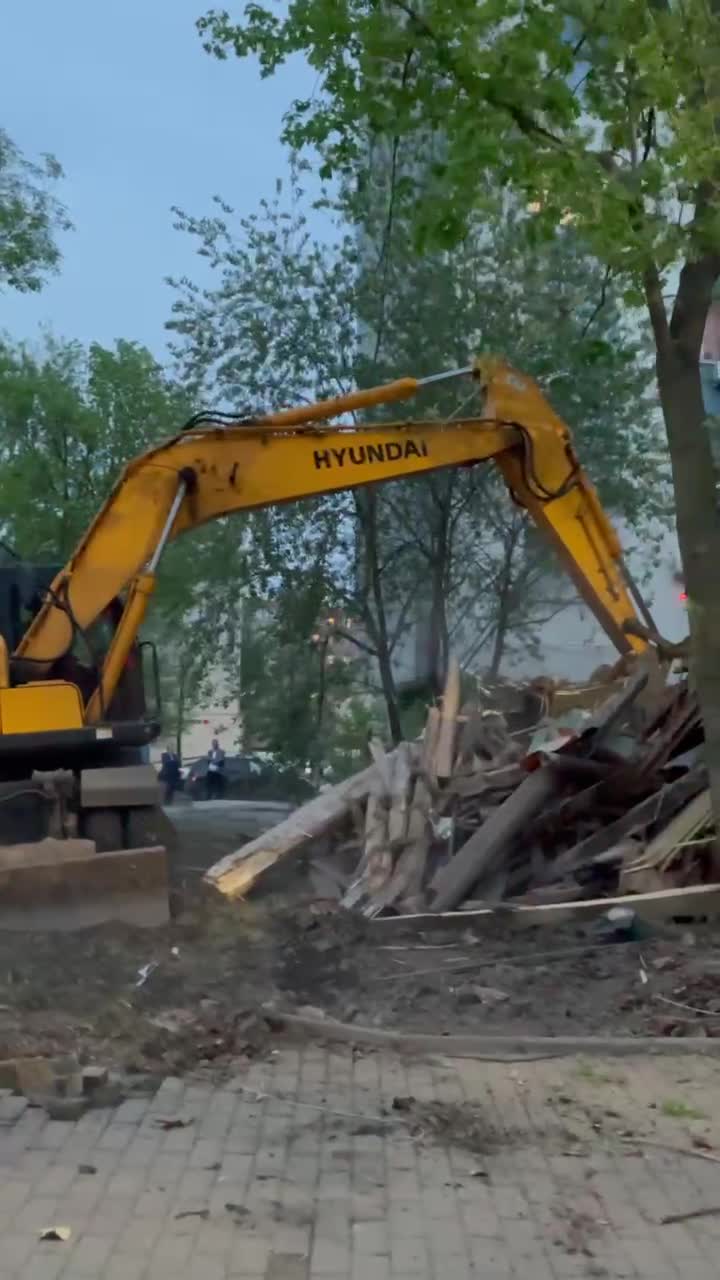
[545,766,707,882]
[387,742,412,848]
[431,766,561,912]
[206,756,393,898]
[370,882,720,932]
[643,789,712,866]
[618,790,713,894]
[368,738,394,792]
[435,657,461,779]
[364,772,393,896]
[363,775,433,917]
[421,706,440,789]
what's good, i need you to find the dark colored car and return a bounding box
[185,754,315,804]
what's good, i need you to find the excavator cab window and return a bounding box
[67,596,147,722]
[0,566,147,722]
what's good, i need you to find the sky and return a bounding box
[0,0,314,359]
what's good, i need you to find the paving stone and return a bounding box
[1,1047,720,1279]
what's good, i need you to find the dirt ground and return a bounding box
[1,801,720,1080]
[1,798,717,1080]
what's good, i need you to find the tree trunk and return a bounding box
[355,488,403,744]
[424,488,451,694]
[487,517,520,679]
[649,256,720,875]
[426,555,449,695]
[175,662,187,760]
[488,612,509,680]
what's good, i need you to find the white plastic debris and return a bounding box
[39,1227,71,1242]
[135,961,159,987]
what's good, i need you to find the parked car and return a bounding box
[184,754,315,804]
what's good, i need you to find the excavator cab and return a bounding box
[0,563,161,761]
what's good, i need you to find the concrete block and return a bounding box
[81,764,160,808]
[82,1065,109,1095]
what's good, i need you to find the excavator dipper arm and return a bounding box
[13,358,649,721]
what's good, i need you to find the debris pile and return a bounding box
[206,657,715,921]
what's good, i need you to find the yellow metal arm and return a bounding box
[14,357,648,719]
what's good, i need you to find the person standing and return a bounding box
[159,744,181,805]
[206,738,226,800]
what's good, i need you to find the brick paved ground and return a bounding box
[2,1044,720,1279]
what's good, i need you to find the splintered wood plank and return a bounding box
[430,766,561,913]
[370,882,720,932]
[421,705,441,789]
[435,657,461,780]
[643,789,712,867]
[388,742,412,848]
[206,756,393,898]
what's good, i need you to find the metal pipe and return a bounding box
[256,363,475,430]
[85,575,155,724]
[418,365,473,386]
[618,555,658,634]
[146,479,187,572]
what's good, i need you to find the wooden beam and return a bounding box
[205,756,394,899]
[388,742,412,848]
[545,766,707,883]
[435,657,460,780]
[430,766,561,912]
[421,705,440,790]
[642,789,712,867]
[370,882,720,932]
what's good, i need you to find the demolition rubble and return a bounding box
[205,657,719,927]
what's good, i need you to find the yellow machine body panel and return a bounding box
[0,682,85,735]
[12,356,656,725]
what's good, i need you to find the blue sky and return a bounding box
[0,0,312,359]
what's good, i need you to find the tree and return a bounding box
[0,335,203,744]
[0,130,71,292]
[197,0,720,845]
[0,336,189,558]
[168,191,411,741]
[169,186,662,739]
[352,199,667,683]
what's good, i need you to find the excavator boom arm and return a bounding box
[14,359,649,717]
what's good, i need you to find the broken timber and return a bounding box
[435,657,461,780]
[544,765,707,884]
[370,882,720,932]
[430,766,561,913]
[205,754,395,899]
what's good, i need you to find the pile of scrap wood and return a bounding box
[205,656,713,918]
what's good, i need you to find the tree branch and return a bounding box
[641,107,656,163]
[390,0,566,150]
[643,262,671,352]
[388,574,426,651]
[581,264,613,337]
[370,47,414,365]
[331,626,377,658]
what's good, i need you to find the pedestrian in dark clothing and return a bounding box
[206,738,226,800]
[159,744,181,805]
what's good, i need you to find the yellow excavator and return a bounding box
[0,356,657,928]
